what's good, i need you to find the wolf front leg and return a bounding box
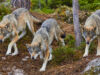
[6,32,19,55]
[39,47,50,71]
[12,43,18,56]
[83,43,90,57]
[96,37,100,56]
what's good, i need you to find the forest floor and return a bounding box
[0,12,99,75]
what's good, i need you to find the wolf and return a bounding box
[82,10,100,57]
[0,8,41,56]
[26,18,66,71]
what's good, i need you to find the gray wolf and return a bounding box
[82,10,100,57]
[26,18,66,71]
[0,8,41,56]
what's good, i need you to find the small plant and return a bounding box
[0,4,11,20]
[52,46,81,65]
[64,34,75,47]
[52,46,75,65]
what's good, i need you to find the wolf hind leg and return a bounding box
[48,46,52,61]
[26,20,35,36]
[18,30,26,39]
[55,32,58,41]
[96,37,100,56]
[11,31,26,56]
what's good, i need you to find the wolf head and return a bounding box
[26,43,41,60]
[0,15,11,43]
[82,26,96,44]
[0,26,10,43]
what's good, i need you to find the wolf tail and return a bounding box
[31,16,42,23]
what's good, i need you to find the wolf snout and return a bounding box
[86,41,89,44]
[31,56,35,60]
[61,33,66,38]
[31,56,36,60]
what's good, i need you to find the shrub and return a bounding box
[0,4,11,20]
[52,46,82,65]
[64,34,75,47]
[79,0,100,11]
[51,35,81,65]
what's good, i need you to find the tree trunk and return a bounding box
[45,0,48,5]
[11,0,30,10]
[72,0,82,47]
[38,0,41,9]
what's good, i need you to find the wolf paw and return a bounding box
[6,52,12,56]
[83,54,88,57]
[11,52,18,56]
[48,54,52,61]
[96,53,100,56]
[39,68,45,72]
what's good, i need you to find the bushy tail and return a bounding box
[32,16,42,23]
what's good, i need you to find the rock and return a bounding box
[13,69,25,75]
[22,56,29,61]
[25,56,29,59]
[2,57,6,60]
[83,58,100,75]
[0,72,2,75]
[9,67,27,75]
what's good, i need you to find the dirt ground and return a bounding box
[0,12,98,75]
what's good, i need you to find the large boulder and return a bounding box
[83,58,100,75]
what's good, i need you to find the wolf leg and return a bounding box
[96,37,100,56]
[18,31,26,39]
[48,46,52,61]
[39,52,43,59]
[83,44,90,57]
[39,47,50,71]
[6,33,19,55]
[12,43,18,56]
[26,20,35,36]
[55,32,58,41]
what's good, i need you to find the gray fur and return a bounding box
[83,10,100,57]
[26,18,65,71]
[84,10,100,35]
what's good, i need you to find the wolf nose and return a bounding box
[0,40,2,43]
[31,56,35,60]
[86,41,89,44]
